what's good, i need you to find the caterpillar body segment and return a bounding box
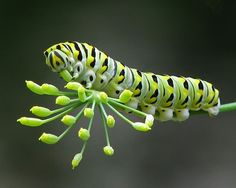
[44,41,220,121]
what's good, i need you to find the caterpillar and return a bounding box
[44,41,220,122]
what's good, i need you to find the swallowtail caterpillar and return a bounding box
[44,41,220,122]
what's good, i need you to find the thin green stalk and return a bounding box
[191,102,236,115]
[58,91,78,97]
[99,103,108,119]
[81,100,96,154]
[69,98,82,103]
[88,100,96,131]
[81,142,87,154]
[99,104,110,146]
[44,91,77,97]
[106,103,133,125]
[75,103,89,120]
[43,103,81,124]
[58,104,89,140]
[51,101,82,114]
[108,98,147,117]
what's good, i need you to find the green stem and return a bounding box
[81,100,96,155]
[58,103,89,140]
[51,101,82,114]
[106,103,134,125]
[108,98,147,117]
[43,103,81,124]
[191,102,236,115]
[58,91,77,97]
[88,100,96,131]
[99,103,110,146]
[46,91,77,97]
[219,102,236,113]
[69,98,82,103]
[81,142,87,154]
[75,103,89,120]
[99,103,108,119]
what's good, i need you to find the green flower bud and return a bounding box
[25,80,44,95]
[77,85,86,102]
[99,92,108,103]
[30,106,52,117]
[39,132,59,144]
[132,122,151,132]
[17,117,44,127]
[106,115,115,128]
[119,90,133,103]
[41,83,59,95]
[103,145,114,156]
[71,153,82,170]
[78,128,90,141]
[61,115,76,126]
[65,82,83,91]
[145,114,154,127]
[83,108,94,118]
[55,96,71,105]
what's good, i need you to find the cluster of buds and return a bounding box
[17,81,155,169]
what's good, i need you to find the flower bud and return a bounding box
[145,114,154,127]
[65,82,83,91]
[61,115,76,126]
[71,153,82,170]
[78,128,90,141]
[77,85,86,102]
[55,96,71,105]
[119,90,133,103]
[39,133,59,144]
[17,117,44,127]
[41,84,59,95]
[25,80,44,95]
[99,92,108,103]
[84,108,94,118]
[103,145,114,156]
[132,122,151,132]
[30,106,52,117]
[106,115,115,128]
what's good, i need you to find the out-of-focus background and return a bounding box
[1,0,236,187]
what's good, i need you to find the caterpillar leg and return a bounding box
[125,98,139,113]
[72,62,84,79]
[173,109,190,121]
[140,103,156,115]
[79,70,96,89]
[205,98,221,116]
[156,108,173,121]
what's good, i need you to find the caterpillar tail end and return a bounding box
[207,98,221,117]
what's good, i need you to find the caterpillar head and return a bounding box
[44,49,73,82]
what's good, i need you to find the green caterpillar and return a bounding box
[44,41,220,121]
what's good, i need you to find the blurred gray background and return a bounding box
[1,0,236,187]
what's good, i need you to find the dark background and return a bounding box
[1,0,236,187]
